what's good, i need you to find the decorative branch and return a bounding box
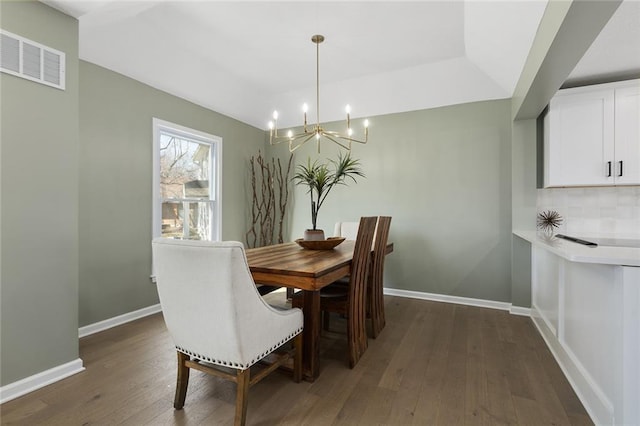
[246,157,259,248]
[246,151,293,248]
[275,154,294,243]
[257,155,274,247]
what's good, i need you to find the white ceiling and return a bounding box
[565,0,640,87]
[41,1,639,129]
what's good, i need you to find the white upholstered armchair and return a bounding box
[152,238,303,426]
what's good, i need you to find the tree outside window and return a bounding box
[153,119,221,241]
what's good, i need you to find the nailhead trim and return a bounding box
[176,326,302,370]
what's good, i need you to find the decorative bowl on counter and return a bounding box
[295,237,345,250]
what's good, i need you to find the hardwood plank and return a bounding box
[377,298,430,391]
[434,305,468,425]
[386,300,441,424]
[464,305,490,425]
[532,333,593,425]
[0,296,592,426]
[480,308,520,425]
[0,397,48,424]
[412,301,457,424]
[358,385,396,425]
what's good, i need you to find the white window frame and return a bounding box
[152,118,222,243]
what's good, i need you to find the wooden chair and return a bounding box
[292,216,377,368]
[152,239,303,426]
[330,216,392,338]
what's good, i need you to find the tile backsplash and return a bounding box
[537,186,640,238]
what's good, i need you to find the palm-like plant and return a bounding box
[293,152,365,231]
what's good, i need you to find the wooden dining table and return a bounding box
[246,240,393,381]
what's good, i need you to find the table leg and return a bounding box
[302,289,321,381]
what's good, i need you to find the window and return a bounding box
[153,118,222,242]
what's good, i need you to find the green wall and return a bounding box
[274,100,514,303]
[79,61,265,326]
[510,119,537,308]
[1,1,80,385]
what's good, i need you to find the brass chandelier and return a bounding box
[268,34,369,153]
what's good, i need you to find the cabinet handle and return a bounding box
[607,161,612,177]
[619,161,623,177]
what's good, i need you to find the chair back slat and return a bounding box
[369,216,392,337]
[347,216,377,367]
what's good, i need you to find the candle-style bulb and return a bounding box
[302,103,308,113]
[268,121,274,130]
[287,130,293,138]
[348,128,353,136]
[345,104,351,114]
[364,119,369,128]
[272,110,279,120]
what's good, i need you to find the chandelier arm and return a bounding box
[321,130,367,145]
[270,137,287,145]
[287,132,314,142]
[271,131,312,145]
[289,133,318,153]
[332,134,368,145]
[321,134,351,151]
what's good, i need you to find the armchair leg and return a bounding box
[174,351,190,409]
[234,369,251,426]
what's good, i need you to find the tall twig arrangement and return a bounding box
[246,151,293,248]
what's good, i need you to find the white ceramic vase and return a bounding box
[303,229,325,241]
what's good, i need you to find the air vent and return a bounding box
[0,29,65,90]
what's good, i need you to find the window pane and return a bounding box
[160,134,210,200]
[162,201,212,241]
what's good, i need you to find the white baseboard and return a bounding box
[0,358,84,404]
[383,287,530,316]
[510,305,532,316]
[79,303,162,338]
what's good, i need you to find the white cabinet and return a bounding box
[545,79,640,187]
[531,247,640,425]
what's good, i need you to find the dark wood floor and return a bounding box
[1,293,592,425]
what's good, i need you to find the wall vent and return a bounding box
[0,29,65,90]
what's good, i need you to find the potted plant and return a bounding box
[293,152,365,240]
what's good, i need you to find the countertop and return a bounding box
[514,230,640,267]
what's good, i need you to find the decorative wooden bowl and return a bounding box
[295,237,346,250]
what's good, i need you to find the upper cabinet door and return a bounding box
[545,79,640,188]
[546,88,615,187]
[614,84,640,185]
